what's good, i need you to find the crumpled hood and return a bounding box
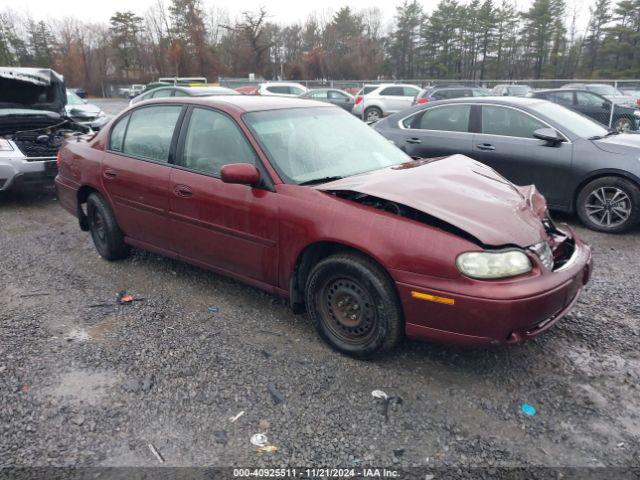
[316,155,548,247]
[593,133,640,154]
[0,67,66,115]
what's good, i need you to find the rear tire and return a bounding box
[576,176,640,233]
[87,193,130,260]
[364,107,382,122]
[305,252,403,358]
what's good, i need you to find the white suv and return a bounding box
[352,84,422,121]
[257,82,308,97]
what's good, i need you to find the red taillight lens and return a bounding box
[355,96,363,105]
[417,98,428,104]
[636,98,640,107]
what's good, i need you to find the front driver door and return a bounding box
[472,104,573,208]
[168,106,279,285]
[399,104,474,158]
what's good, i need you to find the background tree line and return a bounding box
[1,0,640,94]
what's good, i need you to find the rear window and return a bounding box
[122,106,182,162]
[266,86,291,94]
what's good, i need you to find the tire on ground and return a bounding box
[364,107,382,121]
[86,192,130,260]
[576,176,640,233]
[305,252,403,358]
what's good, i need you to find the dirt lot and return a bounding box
[0,101,639,472]
[1,188,639,472]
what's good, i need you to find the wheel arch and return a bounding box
[288,240,397,314]
[76,185,101,231]
[573,169,640,211]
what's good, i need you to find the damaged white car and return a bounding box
[0,67,90,192]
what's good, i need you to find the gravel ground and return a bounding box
[0,100,638,471]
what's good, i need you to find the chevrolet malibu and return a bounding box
[55,96,592,357]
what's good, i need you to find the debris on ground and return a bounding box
[521,403,537,416]
[393,448,405,457]
[371,389,403,422]
[117,291,144,305]
[18,292,51,298]
[229,411,245,423]
[148,443,164,463]
[260,350,271,359]
[267,383,284,404]
[259,419,270,430]
[213,430,228,445]
[257,445,277,453]
[250,433,268,447]
[207,306,219,313]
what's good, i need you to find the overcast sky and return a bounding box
[0,0,590,33]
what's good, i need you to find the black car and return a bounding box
[532,89,640,131]
[299,88,354,111]
[374,97,640,233]
[413,87,490,105]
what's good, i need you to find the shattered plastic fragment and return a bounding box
[208,306,219,313]
[371,390,388,400]
[250,433,268,447]
[257,445,277,453]
[148,443,164,463]
[521,403,537,416]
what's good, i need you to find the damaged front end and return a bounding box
[0,68,90,191]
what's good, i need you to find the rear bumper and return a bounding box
[396,237,592,346]
[54,174,80,217]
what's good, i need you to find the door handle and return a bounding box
[103,169,117,179]
[173,185,193,198]
[476,143,496,151]
[406,137,422,144]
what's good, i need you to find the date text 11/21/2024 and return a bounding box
[233,468,402,478]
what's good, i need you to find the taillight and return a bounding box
[636,98,640,107]
[417,98,428,104]
[355,96,363,105]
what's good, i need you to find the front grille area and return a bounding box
[542,213,576,270]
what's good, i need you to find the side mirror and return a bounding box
[533,128,564,144]
[220,163,261,186]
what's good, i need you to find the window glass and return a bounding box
[548,91,574,106]
[173,90,189,97]
[290,86,305,95]
[122,106,182,162]
[328,90,348,100]
[152,89,173,98]
[266,86,290,94]
[361,86,377,95]
[415,105,471,132]
[434,89,472,100]
[481,106,545,138]
[311,90,328,99]
[182,108,257,175]
[380,86,404,96]
[576,92,606,107]
[472,89,490,97]
[109,115,129,152]
[403,87,419,96]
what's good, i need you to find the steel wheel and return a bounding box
[585,186,632,228]
[318,276,378,346]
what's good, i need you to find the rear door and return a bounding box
[575,91,611,126]
[472,104,572,207]
[328,90,354,110]
[168,106,279,285]
[102,104,184,250]
[398,104,474,158]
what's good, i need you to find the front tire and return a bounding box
[576,177,640,233]
[87,193,130,260]
[305,253,403,358]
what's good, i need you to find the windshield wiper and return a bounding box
[589,130,620,140]
[299,176,344,186]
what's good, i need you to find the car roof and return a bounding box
[421,96,548,107]
[135,95,333,113]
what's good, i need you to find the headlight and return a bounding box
[633,110,640,117]
[0,139,14,151]
[456,250,532,279]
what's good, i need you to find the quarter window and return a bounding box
[413,105,471,132]
[182,108,257,176]
[109,115,129,152]
[122,106,182,162]
[481,106,545,138]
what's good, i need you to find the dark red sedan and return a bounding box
[55,96,592,357]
